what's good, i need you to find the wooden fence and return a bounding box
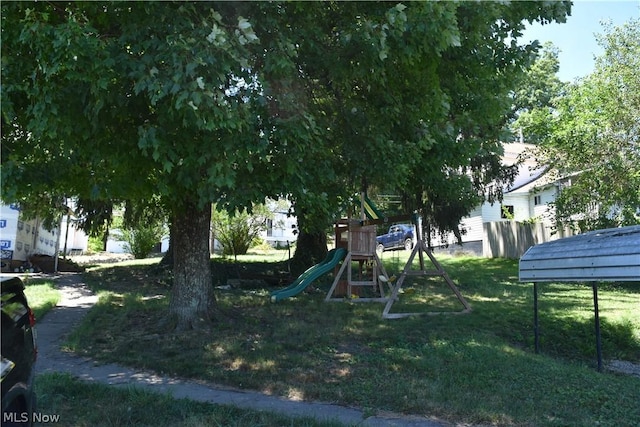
[482,221,574,259]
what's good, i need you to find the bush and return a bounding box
[87,236,104,253]
[122,223,165,259]
[212,206,270,259]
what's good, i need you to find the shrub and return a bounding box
[122,223,165,259]
[87,236,104,253]
[212,206,271,259]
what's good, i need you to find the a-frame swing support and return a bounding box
[382,215,472,319]
[325,204,471,318]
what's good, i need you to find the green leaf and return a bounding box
[237,17,251,31]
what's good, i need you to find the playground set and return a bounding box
[270,194,471,318]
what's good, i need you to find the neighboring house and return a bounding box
[500,165,560,225]
[105,229,171,254]
[429,143,567,257]
[58,212,90,256]
[261,198,298,248]
[0,202,90,271]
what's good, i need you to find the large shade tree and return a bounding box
[2,1,570,330]
[242,1,572,262]
[536,19,640,231]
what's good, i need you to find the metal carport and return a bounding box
[519,225,640,371]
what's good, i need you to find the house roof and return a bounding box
[502,142,537,166]
[499,142,552,194]
[519,225,640,282]
[504,164,548,193]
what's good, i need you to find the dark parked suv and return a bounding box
[1,276,37,426]
[376,224,416,252]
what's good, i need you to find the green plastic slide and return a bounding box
[270,247,347,302]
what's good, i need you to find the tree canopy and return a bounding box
[510,42,565,144]
[536,19,640,231]
[1,1,570,329]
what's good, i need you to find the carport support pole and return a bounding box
[533,282,539,354]
[592,283,603,372]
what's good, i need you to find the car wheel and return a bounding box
[404,238,413,251]
[377,243,385,253]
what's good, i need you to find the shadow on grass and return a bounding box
[71,258,640,426]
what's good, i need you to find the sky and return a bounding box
[521,0,640,82]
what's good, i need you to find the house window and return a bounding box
[501,205,515,219]
[266,219,273,237]
[534,195,542,206]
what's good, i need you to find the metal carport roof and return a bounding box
[520,225,640,282]
[519,225,640,371]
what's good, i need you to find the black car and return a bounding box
[1,276,37,426]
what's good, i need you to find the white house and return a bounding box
[429,143,564,256]
[261,198,298,248]
[58,212,90,255]
[500,165,559,225]
[105,229,171,254]
[0,201,92,271]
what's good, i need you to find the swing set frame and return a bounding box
[381,216,472,318]
[325,193,472,318]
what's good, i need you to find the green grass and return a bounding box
[35,372,344,427]
[214,247,295,264]
[23,278,61,321]
[66,253,640,426]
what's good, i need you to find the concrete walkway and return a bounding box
[36,273,449,427]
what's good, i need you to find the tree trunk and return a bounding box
[169,203,216,330]
[159,222,174,267]
[291,229,327,277]
[102,227,109,251]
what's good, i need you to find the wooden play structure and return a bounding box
[325,193,472,318]
[325,221,393,302]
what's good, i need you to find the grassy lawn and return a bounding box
[35,372,344,427]
[65,251,640,426]
[23,277,61,321]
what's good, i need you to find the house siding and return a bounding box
[503,193,531,221]
[262,210,297,247]
[259,199,298,247]
[460,212,484,243]
[0,203,60,270]
[530,186,558,224]
[59,215,89,255]
[481,202,503,223]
